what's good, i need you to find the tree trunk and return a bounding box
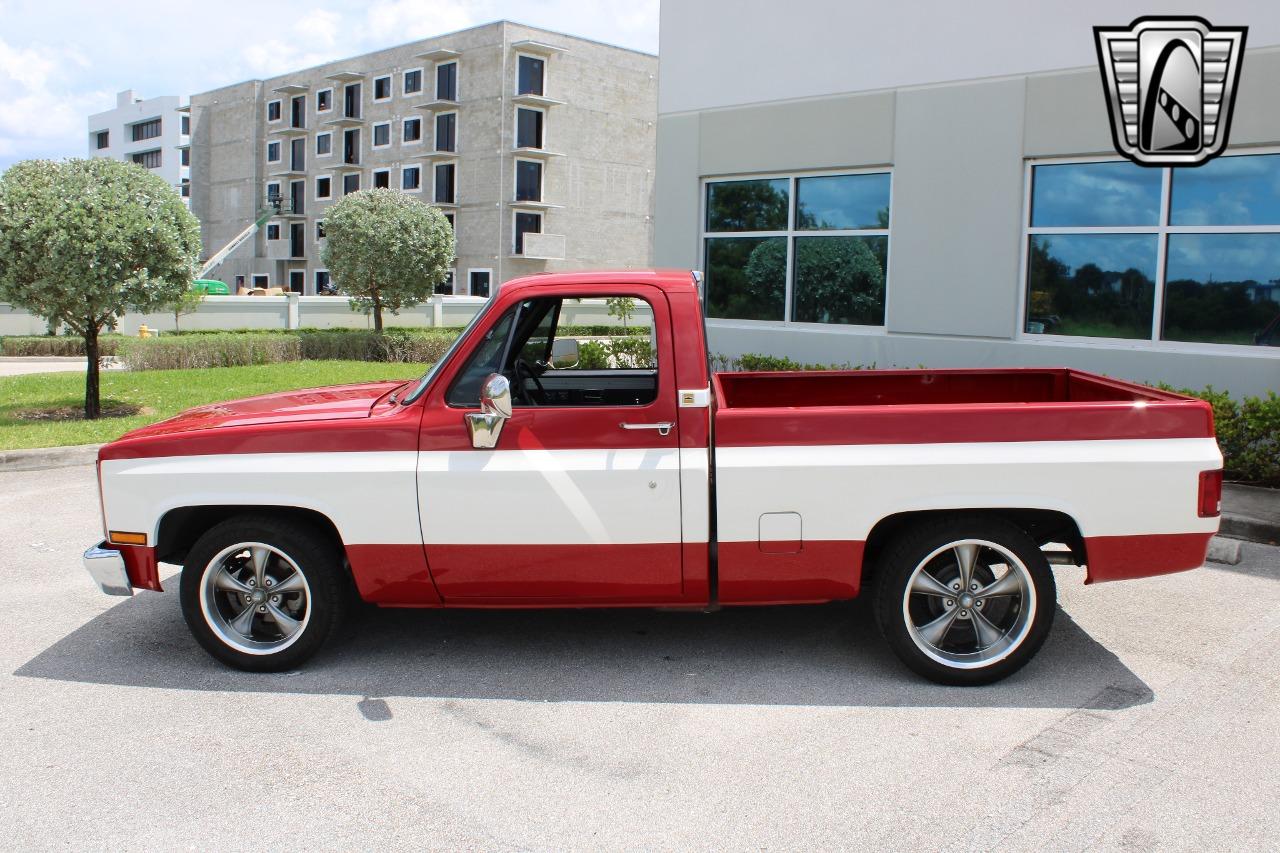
[84,325,101,420]
[371,290,384,332]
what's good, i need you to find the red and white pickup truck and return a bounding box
[84,270,1223,684]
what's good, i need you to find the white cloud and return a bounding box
[0,37,107,162]
[364,0,490,42]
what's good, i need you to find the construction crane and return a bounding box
[197,199,286,279]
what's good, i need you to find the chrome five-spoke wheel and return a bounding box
[181,517,347,671]
[903,539,1035,669]
[875,517,1056,685]
[199,542,311,655]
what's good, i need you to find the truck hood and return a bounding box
[117,381,407,440]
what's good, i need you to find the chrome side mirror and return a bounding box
[549,338,579,369]
[466,372,511,448]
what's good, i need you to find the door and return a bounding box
[289,223,304,259]
[416,288,684,602]
[290,180,305,216]
[288,269,304,293]
[290,137,305,171]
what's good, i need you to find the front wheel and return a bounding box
[874,517,1056,685]
[180,517,347,671]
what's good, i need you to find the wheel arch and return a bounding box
[156,505,347,567]
[860,507,1086,590]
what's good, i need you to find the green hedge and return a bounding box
[120,333,302,370]
[1166,386,1280,484]
[0,334,125,357]
[710,352,870,372]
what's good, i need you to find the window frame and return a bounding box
[266,99,282,124]
[512,209,542,255]
[467,268,492,298]
[316,87,333,113]
[372,74,393,103]
[515,52,546,97]
[515,105,545,150]
[1018,150,1280,356]
[130,149,162,169]
[402,116,422,146]
[266,140,281,163]
[435,60,458,102]
[94,129,109,149]
[434,161,457,205]
[403,67,424,96]
[315,175,332,201]
[434,110,457,153]
[372,167,392,190]
[315,131,332,158]
[401,165,422,193]
[314,268,331,294]
[252,274,270,289]
[514,157,543,203]
[698,167,894,331]
[371,121,392,150]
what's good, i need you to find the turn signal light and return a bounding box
[108,531,148,546]
[1198,470,1223,518]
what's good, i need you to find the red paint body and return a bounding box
[96,269,1221,608]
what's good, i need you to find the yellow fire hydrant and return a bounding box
[137,325,152,339]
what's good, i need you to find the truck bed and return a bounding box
[712,368,1215,445]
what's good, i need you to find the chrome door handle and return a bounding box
[620,421,674,436]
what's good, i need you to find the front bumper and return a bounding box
[83,541,134,596]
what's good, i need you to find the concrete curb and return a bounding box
[0,443,102,472]
[1219,515,1280,547]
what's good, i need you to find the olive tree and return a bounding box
[0,158,200,418]
[320,188,455,332]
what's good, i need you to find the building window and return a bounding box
[403,68,423,95]
[131,118,162,141]
[315,176,331,200]
[266,100,282,123]
[342,172,361,195]
[515,159,542,203]
[514,211,541,254]
[373,168,391,189]
[516,107,543,149]
[402,117,422,144]
[290,95,306,129]
[373,75,392,101]
[469,269,491,298]
[372,121,391,148]
[434,162,456,204]
[436,269,455,295]
[290,180,305,216]
[517,55,544,96]
[316,269,333,295]
[267,141,281,163]
[1025,153,1280,348]
[290,137,306,171]
[180,178,190,198]
[94,130,109,149]
[180,147,190,166]
[434,112,456,152]
[316,87,333,113]
[343,83,361,119]
[252,274,270,288]
[402,165,421,192]
[266,223,281,240]
[436,61,458,101]
[316,220,326,240]
[444,213,455,231]
[316,132,332,157]
[266,181,282,208]
[342,128,360,165]
[180,114,190,135]
[130,149,162,169]
[702,172,891,324]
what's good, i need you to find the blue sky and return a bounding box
[0,0,659,172]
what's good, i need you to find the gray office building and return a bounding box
[655,0,1280,396]
[190,21,656,297]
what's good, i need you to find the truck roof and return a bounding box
[499,268,700,296]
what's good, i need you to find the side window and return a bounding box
[446,307,517,406]
[552,297,657,371]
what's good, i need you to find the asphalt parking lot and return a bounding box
[2,463,1278,850]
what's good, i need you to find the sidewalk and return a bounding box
[0,356,87,377]
[1221,483,1280,546]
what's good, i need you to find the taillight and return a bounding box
[1198,470,1223,518]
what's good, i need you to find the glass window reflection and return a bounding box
[1031,161,1161,227]
[796,174,890,230]
[1026,234,1157,339]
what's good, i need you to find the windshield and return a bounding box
[400,298,496,405]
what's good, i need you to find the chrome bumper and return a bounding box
[83,541,133,596]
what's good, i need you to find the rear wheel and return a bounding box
[874,517,1056,685]
[180,517,347,671]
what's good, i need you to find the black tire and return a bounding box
[873,516,1056,686]
[180,516,348,672]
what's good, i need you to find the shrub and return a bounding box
[119,333,301,371]
[712,352,870,372]
[577,341,610,369]
[607,336,655,368]
[0,334,124,357]
[1166,386,1280,484]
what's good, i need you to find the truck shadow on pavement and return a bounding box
[16,575,1152,710]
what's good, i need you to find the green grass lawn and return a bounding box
[0,361,425,451]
